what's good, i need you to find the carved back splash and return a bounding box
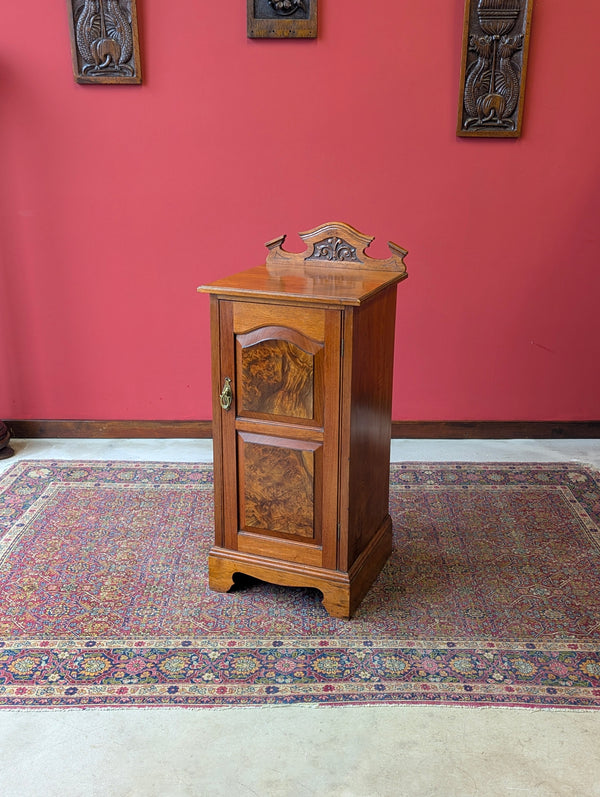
[265,222,408,273]
[67,0,142,84]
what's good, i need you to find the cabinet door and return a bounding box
[218,301,341,570]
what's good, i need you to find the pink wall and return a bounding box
[1,1,599,422]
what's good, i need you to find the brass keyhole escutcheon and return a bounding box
[219,377,233,411]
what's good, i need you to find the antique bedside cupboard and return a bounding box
[198,222,408,618]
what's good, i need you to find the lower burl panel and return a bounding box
[238,432,321,544]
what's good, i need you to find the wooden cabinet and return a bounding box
[199,222,408,618]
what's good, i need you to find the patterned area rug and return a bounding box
[1,460,599,710]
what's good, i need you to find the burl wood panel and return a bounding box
[239,436,318,540]
[237,334,316,420]
[457,0,534,137]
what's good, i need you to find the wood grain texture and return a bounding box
[238,335,316,420]
[199,264,406,307]
[342,287,398,569]
[236,532,322,567]
[232,302,326,339]
[239,436,317,539]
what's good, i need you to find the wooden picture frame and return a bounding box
[66,0,142,85]
[457,0,533,137]
[247,0,318,39]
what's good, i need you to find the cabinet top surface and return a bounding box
[198,264,407,306]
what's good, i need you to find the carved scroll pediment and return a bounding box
[265,222,408,273]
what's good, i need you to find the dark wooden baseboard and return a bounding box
[5,419,600,440]
[6,420,213,439]
[391,421,600,439]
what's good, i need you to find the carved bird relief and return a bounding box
[75,0,134,77]
[463,34,522,129]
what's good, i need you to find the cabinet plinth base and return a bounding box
[208,516,392,619]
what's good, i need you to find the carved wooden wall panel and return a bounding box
[457,0,533,137]
[67,0,142,84]
[247,0,318,38]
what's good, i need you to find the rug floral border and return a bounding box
[1,461,599,709]
[3,636,600,709]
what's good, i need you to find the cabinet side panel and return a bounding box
[346,288,397,567]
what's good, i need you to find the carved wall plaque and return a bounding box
[248,0,317,38]
[457,0,533,137]
[67,0,142,84]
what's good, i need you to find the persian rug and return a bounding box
[1,460,599,710]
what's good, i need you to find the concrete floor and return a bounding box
[1,438,600,797]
